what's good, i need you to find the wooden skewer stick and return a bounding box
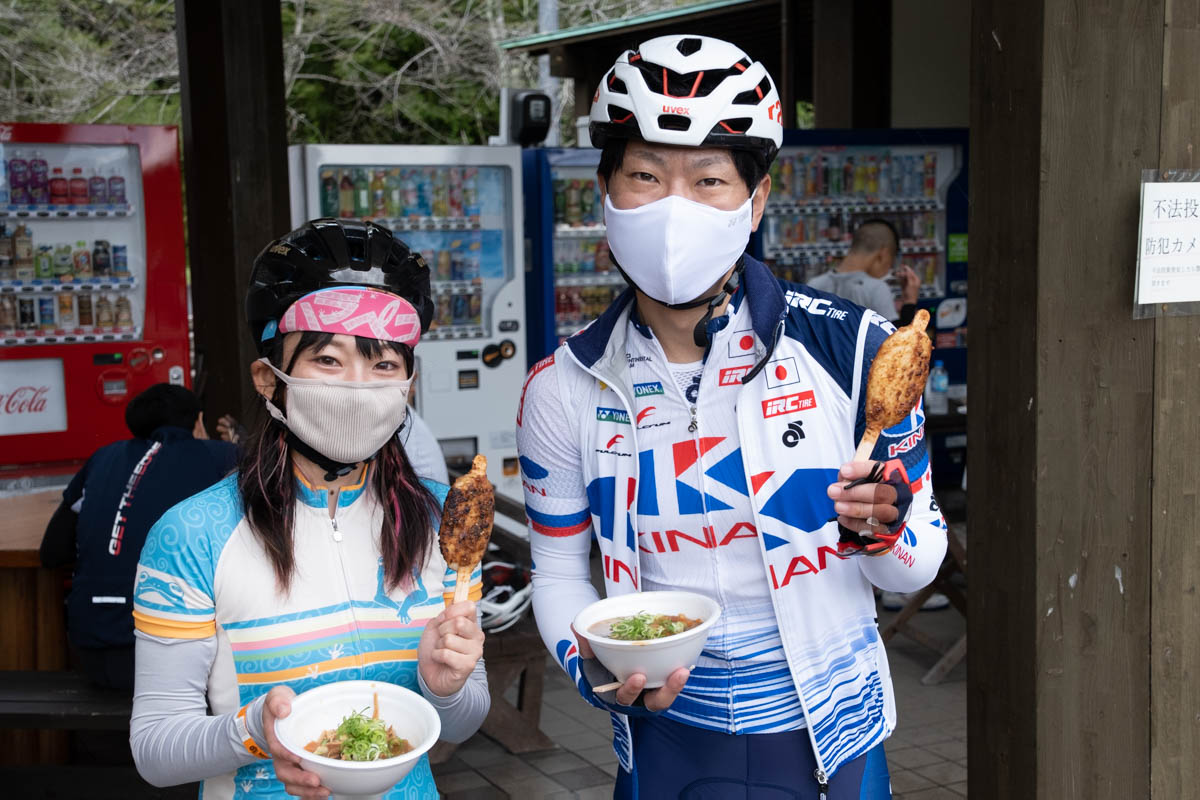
[591,681,623,693]
[450,565,473,606]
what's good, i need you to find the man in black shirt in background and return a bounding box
[40,384,237,690]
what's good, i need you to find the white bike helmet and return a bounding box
[478,560,533,633]
[590,34,783,164]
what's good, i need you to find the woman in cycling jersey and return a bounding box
[130,219,488,800]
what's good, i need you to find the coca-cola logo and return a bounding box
[1,386,50,415]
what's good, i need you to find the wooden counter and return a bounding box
[0,488,70,764]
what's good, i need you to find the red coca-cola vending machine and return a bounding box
[0,122,188,477]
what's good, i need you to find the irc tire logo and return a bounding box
[781,421,805,448]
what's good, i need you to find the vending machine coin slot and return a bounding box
[481,344,502,368]
[498,319,519,332]
[96,368,130,404]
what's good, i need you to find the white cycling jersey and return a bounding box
[516,255,948,781]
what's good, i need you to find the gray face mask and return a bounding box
[258,358,413,464]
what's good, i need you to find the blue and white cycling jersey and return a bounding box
[516,255,947,782]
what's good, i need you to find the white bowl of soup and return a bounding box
[573,591,722,689]
[273,680,440,799]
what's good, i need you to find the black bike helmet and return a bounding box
[246,218,433,355]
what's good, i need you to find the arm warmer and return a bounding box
[130,632,265,788]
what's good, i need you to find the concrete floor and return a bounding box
[432,599,968,799]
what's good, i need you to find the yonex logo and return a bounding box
[596,407,631,424]
[634,381,665,397]
[781,421,805,447]
[762,391,817,418]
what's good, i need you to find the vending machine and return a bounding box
[522,148,624,365]
[755,128,969,487]
[0,122,189,473]
[288,145,527,502]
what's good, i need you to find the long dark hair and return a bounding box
[237,331,437,593]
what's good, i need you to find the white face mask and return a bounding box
[259,359,412,464]
[604,192,753,305]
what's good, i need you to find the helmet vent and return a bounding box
[607,104,636,124]
[733,77,773,106]
[676,37,703,56]
[608,75,628,95]
[658,114,692,132]
[712,117,752,134]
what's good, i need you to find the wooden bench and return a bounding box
[0,670,131,731]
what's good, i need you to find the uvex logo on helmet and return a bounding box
[661,104,690,115]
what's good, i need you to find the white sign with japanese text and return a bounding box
[1136,181,1200,305]
[0,358,68,436]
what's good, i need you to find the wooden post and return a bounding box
[175,1,291,426]
[1151,4,1200,796]
[812,0,853,127]
[969,0,1200,796]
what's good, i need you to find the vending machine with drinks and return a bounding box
[522,147,625,365]
[0,122,189,473]
[755,128,969,487]
[288,144,527,502]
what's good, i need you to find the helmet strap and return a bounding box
[279,424,369,483]
[616,257,744,348]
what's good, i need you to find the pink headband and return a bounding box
[278,287,422,346]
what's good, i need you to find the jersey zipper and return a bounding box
[734,395,832,783]
[327,492,367,677]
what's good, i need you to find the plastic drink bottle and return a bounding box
[53,244,73,280]
[338,171,354,217]
[112,244,129,276]
[432,169,449,217]
[0,158,8,205]
[463,168,478,218]
[386,169,402,217]
[73,240,93,278]
[9,151,29,205]
[108,168,126,205]
[925,360,950,415]
[403,170,419,214]
[0,296,15,329]
[49,168,69,205]
[115,295,133,327]
[35,246,54,279]
[77,293,94,326]
[89,169,108,205]
[69,167,89,205]
[370,170,387,218]
[29,151,49,204]
[93,240,112,276]
[353,170,369,218]
[57,294,75,328]
[38,296,56,331]
[319,170,338,217]
[448,168,462,217]
[95,295,114,327]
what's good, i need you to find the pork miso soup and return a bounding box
[590,611,703,641]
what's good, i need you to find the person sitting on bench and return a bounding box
[40,384,237,691]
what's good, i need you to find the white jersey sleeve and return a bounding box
[515,355,605,705]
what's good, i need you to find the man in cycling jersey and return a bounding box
[516,35,947,798]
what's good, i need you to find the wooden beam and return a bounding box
[812,0,853,127]
[967,0,1043,789]
[1151,2,1200,796]
[971,0,1166,796]
[175,1,291,426]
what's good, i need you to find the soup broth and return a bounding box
[590,611,703,641]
